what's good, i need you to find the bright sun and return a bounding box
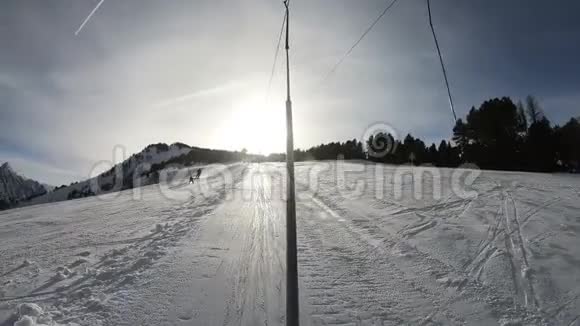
[217,94,286,155]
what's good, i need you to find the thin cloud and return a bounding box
[1,155,83,185]
[153,80,244,109]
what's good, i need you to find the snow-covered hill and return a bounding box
[20,143,192,208]
[1,162,580,325]
[0,163,48,210]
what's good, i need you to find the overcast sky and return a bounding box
[1,0,579,185]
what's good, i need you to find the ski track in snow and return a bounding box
[1,163,580,325]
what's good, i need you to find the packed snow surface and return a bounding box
[1,162,579,325]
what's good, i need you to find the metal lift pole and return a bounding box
[283,0,299,325]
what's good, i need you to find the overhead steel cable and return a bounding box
[319,0,399,85]
[427,0,457,123]
[265,11,288,102]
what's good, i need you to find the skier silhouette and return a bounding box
[189,168,202,184]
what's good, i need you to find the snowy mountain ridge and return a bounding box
[19,142,193,208]
[0,162,48,209]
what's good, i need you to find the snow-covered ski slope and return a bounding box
[1,162,579,325]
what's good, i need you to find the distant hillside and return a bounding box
[13,142,259,209]
[148,146,262,172]
[20,143,194,208]
[0,162,49,210]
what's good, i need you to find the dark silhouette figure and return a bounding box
[189,168,202,184]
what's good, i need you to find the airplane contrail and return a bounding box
[75,0,105,36]
[153,81,243,109]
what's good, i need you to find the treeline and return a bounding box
[0,198,15,210]
[149,146,261,172]
[283,96,579,173]
[265,140,366,162]
[264,136,461,167]
[453,96,579,172]
[0,190,48,210]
